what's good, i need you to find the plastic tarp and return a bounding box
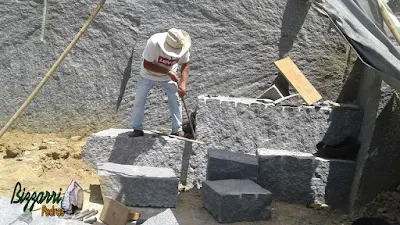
[314,0,400,91]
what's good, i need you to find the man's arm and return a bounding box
[143,60,179,82]
[178,63,189,97]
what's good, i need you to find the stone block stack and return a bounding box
[202,149,273,223]
[202,147,357,222]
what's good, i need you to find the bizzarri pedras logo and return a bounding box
[10,182,65,216]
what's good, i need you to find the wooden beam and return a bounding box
[274,57,322,105]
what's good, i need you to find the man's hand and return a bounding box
[167,71,179,83]
[178,83,186,98]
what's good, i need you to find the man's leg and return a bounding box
[162,80,183,135]
[130,77,154,137]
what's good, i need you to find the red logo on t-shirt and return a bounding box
[158,56,179,66]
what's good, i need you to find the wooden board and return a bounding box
[149,130,205,145]
[99,197,140,225]
[99,197,129,225]
[274,57,322,105]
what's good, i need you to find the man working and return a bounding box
[129,28,191,137]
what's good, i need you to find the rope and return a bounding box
[0,0,107,139]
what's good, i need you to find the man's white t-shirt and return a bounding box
[140,33,190,82]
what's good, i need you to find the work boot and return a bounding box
[129,130,144,137]
[171,131,185,137]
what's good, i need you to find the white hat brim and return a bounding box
[157,32,191,58]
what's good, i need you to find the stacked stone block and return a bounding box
[98,162,179,207]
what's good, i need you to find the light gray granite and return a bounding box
[98,162,179,207]
[202,179,272,223]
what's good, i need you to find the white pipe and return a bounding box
[40,0,48,42]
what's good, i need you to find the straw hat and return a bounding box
[157,28,191,58]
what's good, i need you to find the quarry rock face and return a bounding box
[0,0,348,132]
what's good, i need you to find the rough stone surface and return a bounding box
[141,209,179,225]
[258,85,284,100]
[206,148,258,182]
[191,95,362,187]
[197,95,363,152]
[257,149,356,210]
[350,190,400,225]
[0,197,33,225]
[30,217,86,225]
[0,0,350,133]
[81,128,190,179]
[83,95,362,188]
[354,93,400,208]
[98,162,179,207]
[202,179,272,223]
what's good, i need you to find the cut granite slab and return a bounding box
[81,128,194,182]
[202,179,272,223]
[98,162,179,207]
[257,149,356,210]
[258,84,284,100]
[206,149,258,182]
[141,209,179,225]
[0,196,33,225]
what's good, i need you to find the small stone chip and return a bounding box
[72,153,81,159]
[5,148,22,158]
[70,136,83,141]
[308,202,329,210]
[377,207,387,213]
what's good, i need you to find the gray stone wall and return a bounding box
[195,95,362,153]
[0,0,348,133]
[192,95,362,187]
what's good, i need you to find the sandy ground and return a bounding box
[0,131,353,225]
[0,131,99,196]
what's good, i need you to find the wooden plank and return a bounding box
[274,57,322,105]
[99,197,131,225]
[149,130,205,145]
